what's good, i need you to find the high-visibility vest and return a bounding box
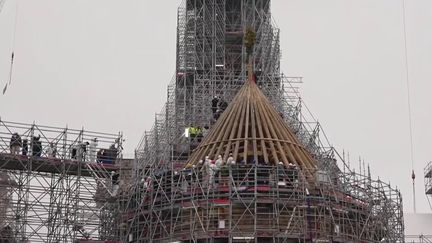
[189,127,197,135]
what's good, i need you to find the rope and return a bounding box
[2,0,18,95]
[9,0,19,85]
[8,52,14,85]
[402,0,414,171]
[402,0,417,213]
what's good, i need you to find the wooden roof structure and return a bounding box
[185,74,317,173]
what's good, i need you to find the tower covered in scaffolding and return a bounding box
[122,0,404,242]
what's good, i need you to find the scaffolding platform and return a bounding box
[0,154,118,177]
[122,164,403,242]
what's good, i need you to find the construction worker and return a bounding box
[187,127,193,137]
[211,96,219,115]
[195,126,204,142]
[288,162,299,183]
[111,171,120,196]
[215,155,223,169]
[204,156,211,173]
[209,160,217,188]
[187,127,194,138]
[89,138,98,162]
[47,142,57,158]
[277,162,288,187]
[214,155,223,185]
[202,126,209,137]
[107,144,118,164]
[9,133,22,155]
[202,156,212,187]
[227,153,235,165]
[76,142,84,161]
[218,98,228,112]
[96,148,105,163]
[214,109,222,120]
[22,139,28,156]
[189,126,201,138]
[143,176,152,190]
[31,135,42,157]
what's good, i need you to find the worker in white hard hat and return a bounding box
[89,138,98,162]
[211,96,219,115]
[215,155,223,169]
[203,156,212,187]
[209,160,217,188]
[227,153,235,165]
[111,171,120,197]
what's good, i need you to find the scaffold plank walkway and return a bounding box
[0,154,118,177]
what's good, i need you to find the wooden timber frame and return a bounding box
[186,55,316,181]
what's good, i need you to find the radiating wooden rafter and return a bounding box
[185,78,317,175]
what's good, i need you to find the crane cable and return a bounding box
[3,0,18,95]
[401,0,416,213]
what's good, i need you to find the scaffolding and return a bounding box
[425,161,432,196]
[121,0,404,242]
[0,120,124,243]
[425,161,432,212]
[123,164,404,242]
[405,235,432,243]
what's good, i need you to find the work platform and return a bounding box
[124,164,403,242]
[0,153,118,177]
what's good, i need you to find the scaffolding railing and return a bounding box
[406,235,432,243]
[121,164,403,242]
[0,120,122,162]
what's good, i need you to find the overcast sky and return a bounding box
[0,0,431,214]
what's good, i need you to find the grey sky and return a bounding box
[0,0,431,214]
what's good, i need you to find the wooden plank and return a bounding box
[223,93,245,161]
[255,92,289,165]
[250,90,258,164]
[254,95,279,163]
[243,84,251,163]
[233,87,248,162]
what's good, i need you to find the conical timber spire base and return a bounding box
[186,80,317,177]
